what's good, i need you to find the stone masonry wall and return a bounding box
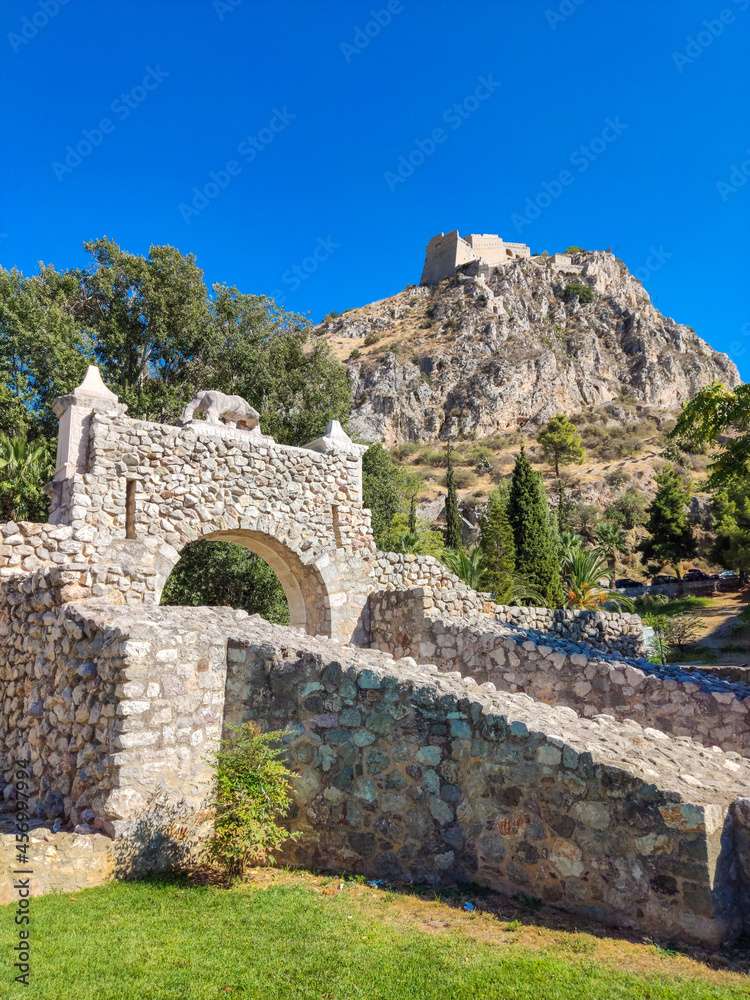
[2,601,750,945]
[224,623,750,947]
[369,589,750,758]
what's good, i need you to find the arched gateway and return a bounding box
[45,366,377,641]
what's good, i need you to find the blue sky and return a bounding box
[2,0,749,378]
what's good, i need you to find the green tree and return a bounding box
[638,465,696,583]
[478,484,516,595]
[0,265,92,435]
[75,237,213,421]
[671,381,750,487]
[508,447,564,608]
[605,487,647,530]
[558,530,584,571]
[444,441,463,551]
[382,511,443,557]
[160,541,289,624]
[708,474,750,575]
[362,443,404,548]
[537,414,585,477]
[203,284,351,445]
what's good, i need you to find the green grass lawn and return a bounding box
[2,874,748,999]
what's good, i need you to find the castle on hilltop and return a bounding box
[420,230,531,285]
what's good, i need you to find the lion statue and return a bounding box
[178,390,261,432]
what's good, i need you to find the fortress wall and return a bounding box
[369,589,750,758]
[2,601,750,945]
[420,231,475,286]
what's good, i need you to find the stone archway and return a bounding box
[155,528,332,638]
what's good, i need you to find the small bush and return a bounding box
[419,319,433,329]
[363,332,381,347]
[444,468,478,489]
[561,282,594,304]
[421,448,447,468]
[635,593,670,612]
[564,246,586,255]
[323,310,340,321]
[204,722,298,879]
[348,349,361,360]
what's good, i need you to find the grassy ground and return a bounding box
[2,869,749,999]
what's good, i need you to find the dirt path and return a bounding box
[690,590,750,664]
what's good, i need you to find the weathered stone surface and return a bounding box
[369,589,750,758]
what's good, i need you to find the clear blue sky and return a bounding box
[2,0,749,377]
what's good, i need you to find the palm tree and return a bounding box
[441,546,485,590]
[563,549,635,612]
[558,530,584,572]
[593,522,629,580]
[0,433,48,475]
[0,433,51,521]
[442,546,546,606]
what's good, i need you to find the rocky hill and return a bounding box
[316,250,740,447]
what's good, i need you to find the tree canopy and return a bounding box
[671,381,750,487]
[537,414,585,477]
[637,464,696,578]
[508,447,564,608]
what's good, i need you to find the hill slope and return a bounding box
[317,250,740,447]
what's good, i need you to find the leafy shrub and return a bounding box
[323,310,340,321]
[444,468,478,489]
[392,441,421,460]
[363,332,381,347]
[419,319,434,329]
[204,723,298,879]
[561,282,594,304]
[348,349,361,360]
[420,448,447,468]
[476,457,493,474]
[564,246,586,254]
[662,441,682,463]
[635,593,670,612]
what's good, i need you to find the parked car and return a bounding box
[651,575,677,585]
[719,570,738,578]
[683,569,710,581]
[615,578,641,589]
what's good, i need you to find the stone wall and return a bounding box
[368,589,750,758]
[0,822,114,904]
[3,602,750,944]
[224,622,750,947]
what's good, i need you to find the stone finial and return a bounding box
[303,420,368,457]
[73,365,119,402]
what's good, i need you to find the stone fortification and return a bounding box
[369,590,750,758]
[420,231,531,286]
[3,601,750,946]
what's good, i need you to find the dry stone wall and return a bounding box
[369,589,750,758]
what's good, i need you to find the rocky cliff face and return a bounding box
[317,251,740,446]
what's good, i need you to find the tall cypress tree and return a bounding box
[445,441,463,551]
[638,464,696,583]
[479,484,515,594]
[508,446,564,607]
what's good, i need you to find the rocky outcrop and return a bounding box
[318,252,740,445]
